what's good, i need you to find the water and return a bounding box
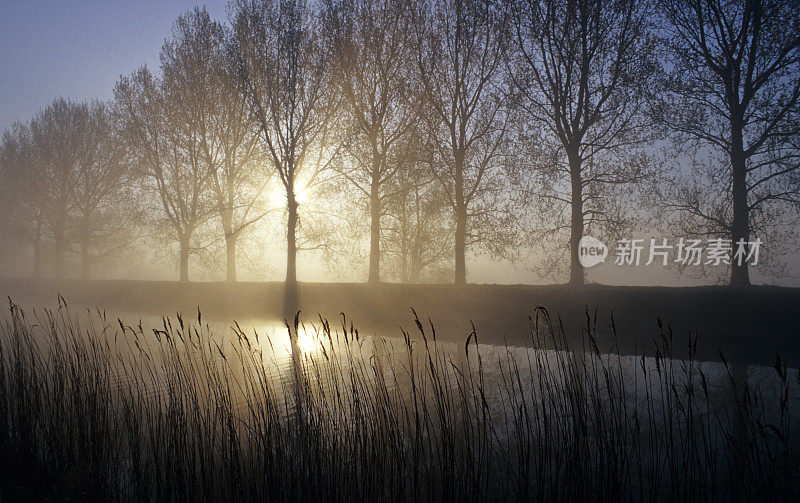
[9,304,800,419]
[41,308,784,436]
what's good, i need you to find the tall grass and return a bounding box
[0,298,797,501]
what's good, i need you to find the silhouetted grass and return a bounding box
[0,298,797,501]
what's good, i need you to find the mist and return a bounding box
[1,0,799,500]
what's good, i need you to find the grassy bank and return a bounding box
[0,299,797,500]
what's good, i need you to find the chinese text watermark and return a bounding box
[578,236,762,268]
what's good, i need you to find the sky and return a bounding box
[0,0,228,132]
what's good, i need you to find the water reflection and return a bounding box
[8,306,800,426]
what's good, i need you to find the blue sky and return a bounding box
[0,0,228,131]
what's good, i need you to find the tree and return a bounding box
[0,123,47,277]
[335,0,419,283]
[2,102,132,280]
[230,0,339,310]
[508,0,658,286]
[70,102,133,279]
[660,0,800,286]
[114,65,214,282]
[29,98,90,279]
[415,0,513,284]
[383,133,453,282]
[163,7,269,283]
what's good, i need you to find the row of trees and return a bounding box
[1,0,798,290]
[0,99,133,279]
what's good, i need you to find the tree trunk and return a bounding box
[81,233,90,280]
[400,235,409,284]
[179,236,190,282]
[730,126,750,287]
[410,246,421,284]
[399,196,410,283]
[285,193,299,317]
[568,150,584,286]
[454,208,467,285]
[368,174,381,283]
[80,222,91,280]
[54,223,65,280]
[33,224,42,279]
[225,232,237,283]
[453,148,467,285]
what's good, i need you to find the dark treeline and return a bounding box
[1,0,799,289]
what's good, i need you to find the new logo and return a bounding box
[578,236,608,268]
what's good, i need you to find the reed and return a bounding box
[0,298,796,501]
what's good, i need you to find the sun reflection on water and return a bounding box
[296,329,317,354]
[244,320,321,359]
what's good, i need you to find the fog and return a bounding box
[1,0,799,499]
[1,1,799,291]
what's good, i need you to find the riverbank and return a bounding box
[1,278,798,366]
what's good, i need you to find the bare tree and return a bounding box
[28,98,92,279]
[384,134,453,282]
[2,103,132,280]
[229,0,339,310]
[334,0,420,283]
[0,123,47,277]
[210,50,271,285]
[66,101,134,279]
[660,0,800,286]
[415,0,513,284]
[508,0,658,286]
[163,7,270,283]
[114,65,214,282]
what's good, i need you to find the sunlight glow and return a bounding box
[294,178,310,204]
[268,177,311,208]
[296,329,317,354]
[250,321,320,359]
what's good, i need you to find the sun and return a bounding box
[294,177,310,204]
[267,177,311,208]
